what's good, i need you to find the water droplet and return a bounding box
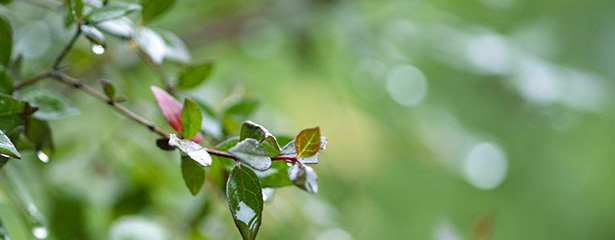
[36,151,49,163]
[92,44,105,55]
[0,153,10,158]
[32,226,48,239]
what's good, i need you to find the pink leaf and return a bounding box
[150,86,203,142]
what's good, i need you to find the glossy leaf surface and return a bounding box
[288,163,318,194]
[158,30,190,64]
[228,139,271,171]
[226,165,263,240]
[25,118,54,162]
[81,25,106,47]
[0,15,11,67]
[295,127,321,158]
[168,134,211,167]
[135,27,166,64]
[0,129,20,159]
[177,62,213,89]
[85,4,141,23]
[181,155,205,196]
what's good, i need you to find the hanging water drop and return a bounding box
[36,151,49,163]
[92,44,105,55]
[32,225,48,239]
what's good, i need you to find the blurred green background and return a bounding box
[2,0,615,239]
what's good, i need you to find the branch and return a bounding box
[52,23,82,69]
[13,70,51,90]
[49,69,170,137]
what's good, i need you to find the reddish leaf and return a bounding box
[150,86,202,142]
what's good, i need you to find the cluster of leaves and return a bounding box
[152,86,327,239]
[0,0,327,239]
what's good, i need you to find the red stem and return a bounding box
[271,156,298,162]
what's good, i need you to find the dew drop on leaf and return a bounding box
[92,44,105,55]
[36,151,49,163]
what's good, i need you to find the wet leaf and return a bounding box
[168,134,211,167]
[0,65,12,94]
[0,15,11,67]
[96,17,133,39]
[295,127,321,158]
[158,30,190,64]
[65,0,84,21]
[101,80,116,99]
[25,117,54,162]
[21,90,79,120]
[134,27,166,64]
[140,0,176,24]
[257,162,292,188]
[81,25,106,47]
[177,62,213,89]
[288,163,318,194]
[0,129,19,159]
[280,136,327,164]
[85,3,141,23]
[181,155,205,196]
[226,165,263,240]
[180,98,202,139]
[151,86,182,132]
[228,139,271,171]
[240,121,280,156]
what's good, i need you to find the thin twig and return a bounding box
[13,70,51,90]
[49,69,170,137]
[48,70,246,161]
[52,23,82,69]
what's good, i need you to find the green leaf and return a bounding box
[0,65,12,94]
[0,93,25,131]
[257,161,292,188]
[21,90,79,120]
[288,163,318,194]
[177,62,214,89]
[134,27,166,64]
[96,17,133,39]
[181,155,205,196]
[25,117,54,162]
[158,30,190,64]
[81,25,106,47]
[295,127,321,158]
[168,134,211,167]
[0,129,19,159]
[85,3,141,23]
[65,0,84,21]
[0,15,11,67]
[180,98,202,139]
[240,121,280,156]
[101,80,116,99]
[226,165,263,240]
[140,0,176,24]
[228,139,271,171]
[0,216,10,239]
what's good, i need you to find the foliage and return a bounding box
[0,0,327,239]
